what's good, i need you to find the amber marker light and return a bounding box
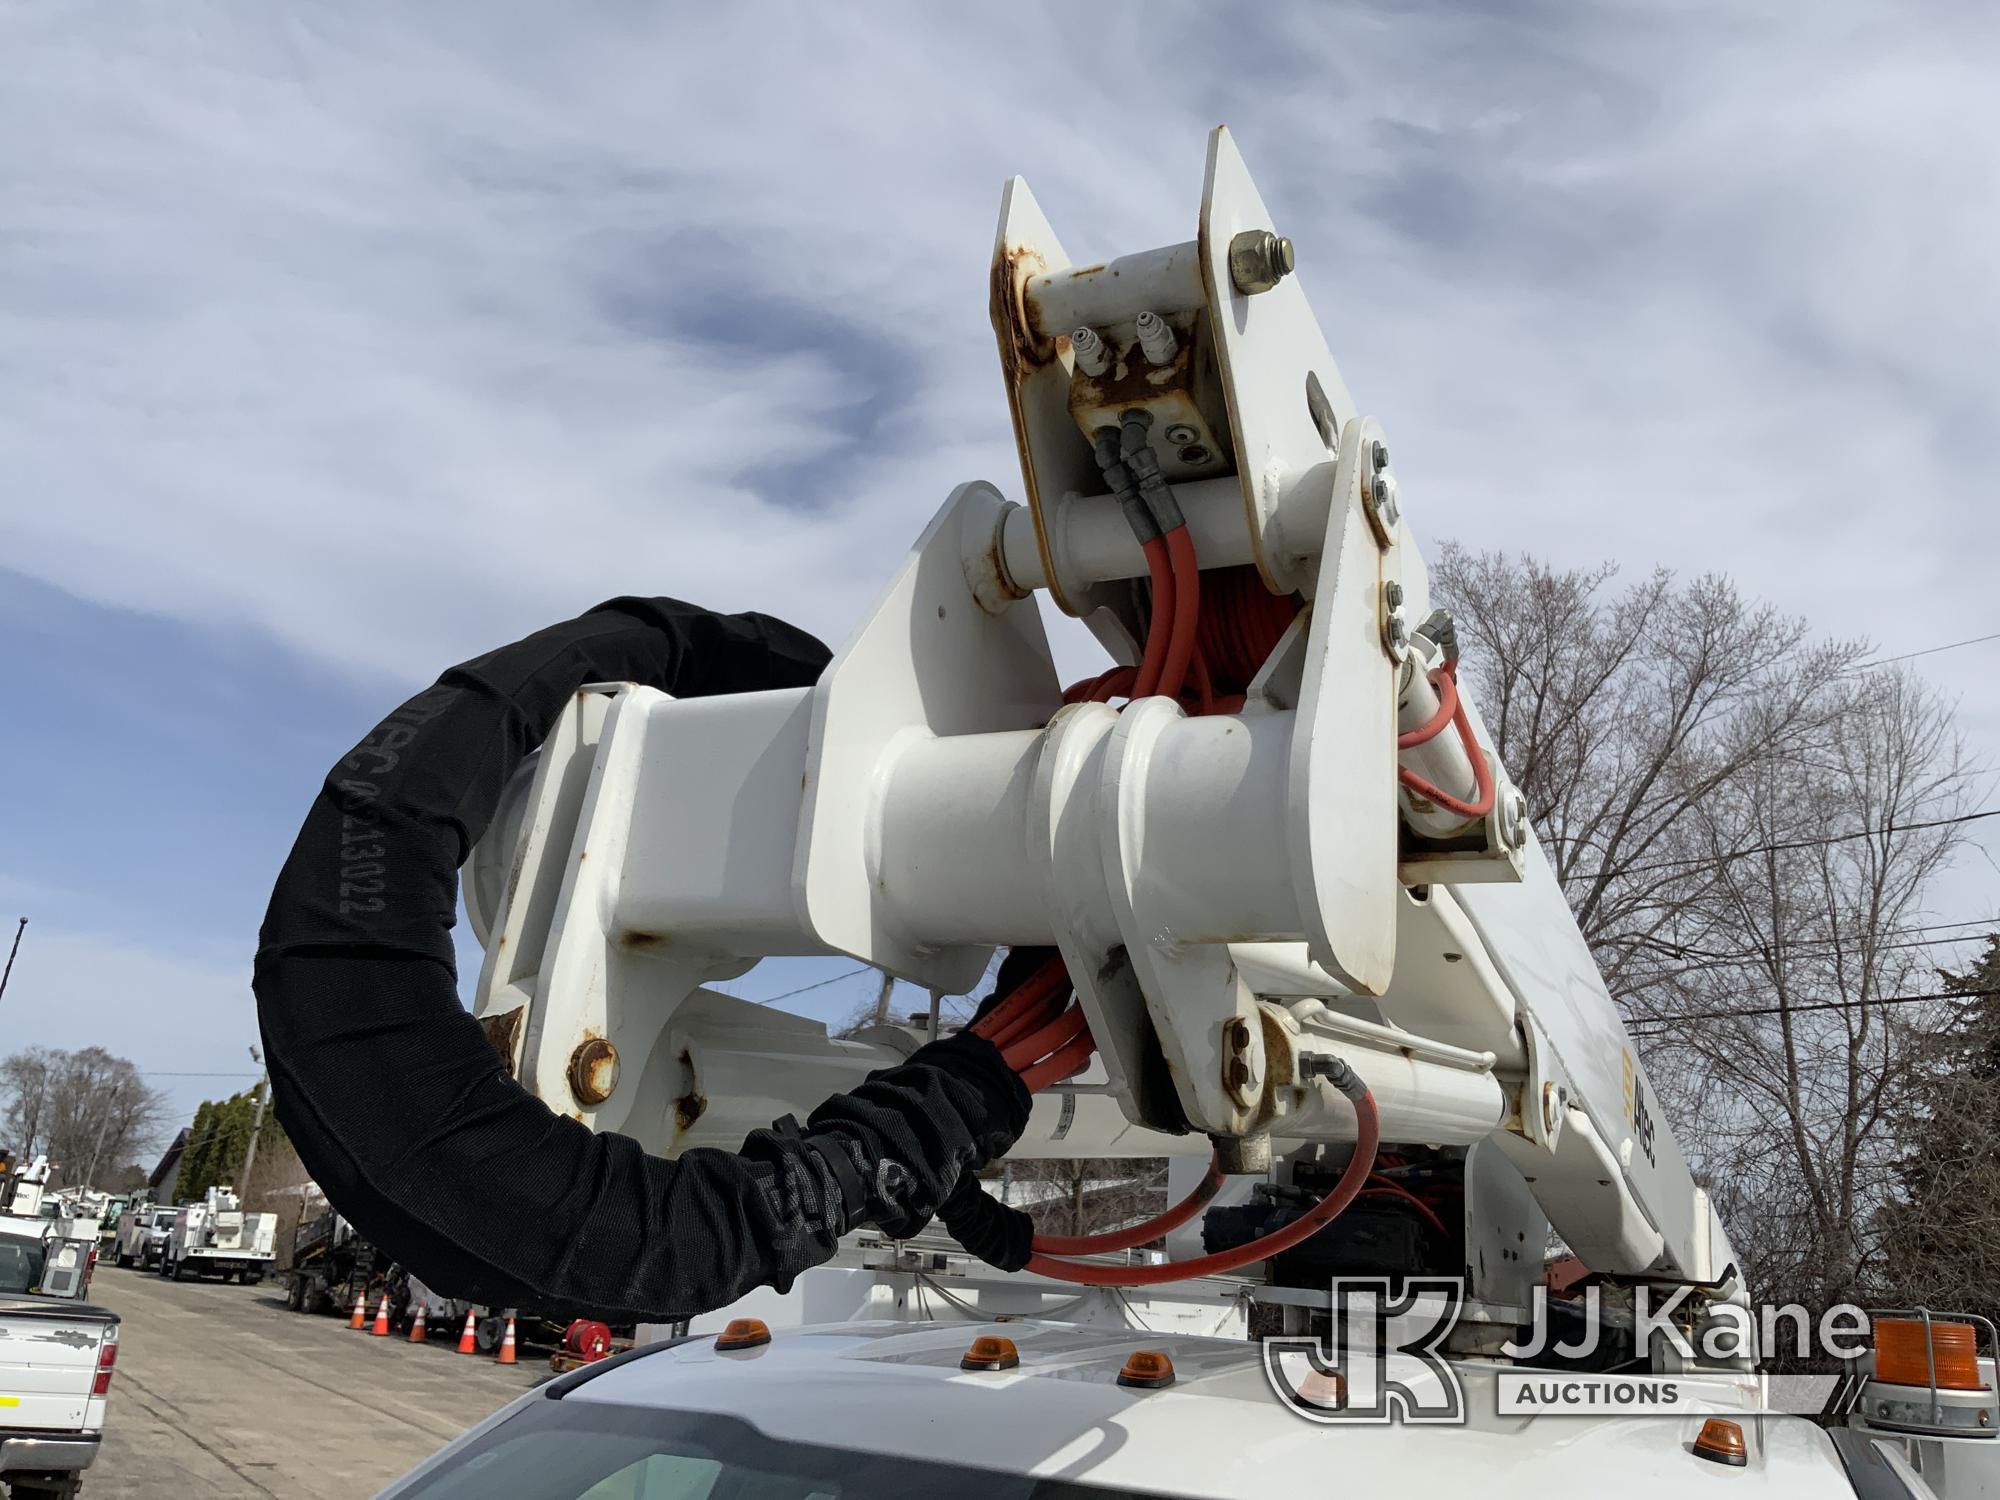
[1117,1350,1176,1389]
[714,1318,772,1352]
[1692,1417,1747,1467]
[961,1335,1021,1371]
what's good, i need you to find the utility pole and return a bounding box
[237,1046,268,1196]
[871,970,896,1026]
[0,919,24,1009]
[82,1077,123,1188]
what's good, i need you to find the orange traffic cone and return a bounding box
[456,1310,478,1355]
[407,1302,428,1343]
[370,1293,392,1337]
[496,1313,518,1365]
[348,1288,368,1330]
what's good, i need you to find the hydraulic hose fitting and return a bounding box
[1119,410,1186,531]
[1093,426,1157,542]
[1071,325,1112,377]
[1299,1051,1367,1100]
[1412,608,1459,666]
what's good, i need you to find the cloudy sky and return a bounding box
[3,4,1996,1148]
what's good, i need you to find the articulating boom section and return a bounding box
[465,128,1738,1304]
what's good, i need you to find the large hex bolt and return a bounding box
[1228,229,1296,295]
[567,1037,621,1108]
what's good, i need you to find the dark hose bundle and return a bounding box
[254,598,1029,1323]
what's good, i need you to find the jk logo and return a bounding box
[1261,1278,1467,1424]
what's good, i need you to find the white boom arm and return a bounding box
[465,128,1737,1294]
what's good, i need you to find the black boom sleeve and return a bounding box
[253,597,1029,1323]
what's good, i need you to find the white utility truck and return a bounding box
[109,1207,175,1272]
[160,1186,275,1284]
[387,129,1996,1498]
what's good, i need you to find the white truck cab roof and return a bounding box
[382,1320,1871,1499]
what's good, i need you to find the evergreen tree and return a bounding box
[174,1086,282,1204]
[1880,935,2000,1323]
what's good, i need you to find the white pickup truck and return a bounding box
[109,1208,174,1273]
[0,1229,118,1500]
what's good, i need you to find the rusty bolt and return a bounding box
[567,1037,620,1108]
[1228,229,1295,295]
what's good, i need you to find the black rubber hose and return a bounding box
[254,597,1030,1323]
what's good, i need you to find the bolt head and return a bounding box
[1228,229,1295,295]
[567,1037,621,1107]
[1385,580,1404,607]
[1371,470,1401,529]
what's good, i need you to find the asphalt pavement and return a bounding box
[82,1264,544,1498]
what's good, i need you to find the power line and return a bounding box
[1598,808,2000,881]
[1614,928,1993,982]
[1625,985,2000,1033]
[1850,630,2000,671]
[715,966,876,1007]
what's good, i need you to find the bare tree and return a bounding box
[1631,673,1970,1307]
[0,1047,172,1188]
[1002,1157,1170,1240]
[0,1048,56,1161]
[1434,548,1973,1309]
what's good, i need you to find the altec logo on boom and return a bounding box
[1261,1279,1877,1424]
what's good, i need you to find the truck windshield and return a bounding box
[0,1234,43,1295]
[388,1399,1167,1500]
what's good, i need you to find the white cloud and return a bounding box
[4,4,1995,862]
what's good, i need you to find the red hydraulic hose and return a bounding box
[983,993,1068,1052]
[1087,667,1138,704]
[1397,664,1459,749]
[1396,689,1495,820]
[1394,660,1495,820]
[1001,1004,1090,1073]
[1022,1087,1378,1285]
[970,957,1069,1044]
[1131,536,1175,700]
[1020,1027,1098,1094]
[1158,527,1201,699]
